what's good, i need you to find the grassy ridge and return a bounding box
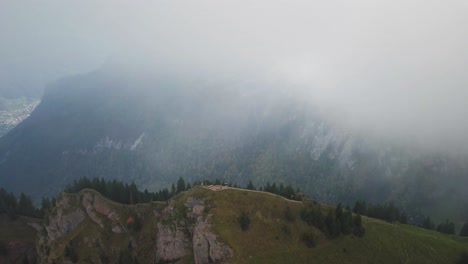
[0,215,39,243]
[6,186,466,263]
[187,187,468,264]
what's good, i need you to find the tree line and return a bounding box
[0,188,43,219]
[3,176,468,238]
[352,200,407,224]
[245,180,303,201]
[300,202,365,239]
[63,177,195,205]
[420,216,463,235]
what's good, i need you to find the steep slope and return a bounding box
[0,68,467,225]
[0,215,41,264]
[35,187,468,264]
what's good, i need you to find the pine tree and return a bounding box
[177,177,186,194]
[460,220,468,237]
[422,216,435,230]
[353,214,365,237]
[246,180,255,190]
[239,211,250,231]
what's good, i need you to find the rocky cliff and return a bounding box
[37,189,232,263]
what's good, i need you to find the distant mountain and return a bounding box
[0,67,467,226]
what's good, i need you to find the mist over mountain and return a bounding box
[0,64,467,227]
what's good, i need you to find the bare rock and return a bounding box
[112,225,123,234]
[46,208,86,240]
[93,195,112,215]
[155,223,191,262]
[192,217,232,264]
[185,197,233,264]
[108,211,119,221]
[81,192,103,228]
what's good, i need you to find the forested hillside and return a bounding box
[0,69,467,227]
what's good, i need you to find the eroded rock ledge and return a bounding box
[39,191,233,264]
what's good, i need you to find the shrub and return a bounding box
[459,220,468,237]
[239,211,250,231]
[64,242,78,262]
[127,216,142,232]
[282,224,291,235]
[301,232,316,248]
[353,214,365,237]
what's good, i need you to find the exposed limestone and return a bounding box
[185,197,233,264]
[93,195,112,215]
[94,194,120,221]
[112,225,123,234]
[37,191,233,263]
[155,223,191,262]
[82,192,103,228]
[108,211,119,221]
[45,208,85,240]
[193,219,233,264]
[155,197,232,263]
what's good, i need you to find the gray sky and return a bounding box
[1,0,468,152]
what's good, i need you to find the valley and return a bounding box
[0,97,39,137]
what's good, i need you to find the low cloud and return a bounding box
[2,0,468,152]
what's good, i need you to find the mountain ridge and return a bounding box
[3,186,468,263]
[0,69,467,226]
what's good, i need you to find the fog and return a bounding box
[2,0,468,152]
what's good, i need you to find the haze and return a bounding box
[1,0,468,152]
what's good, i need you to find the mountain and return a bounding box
[0,68,467,226]
[4,186,468,263]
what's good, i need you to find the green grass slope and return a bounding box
[36,186,468,263]
[186,186,468,264]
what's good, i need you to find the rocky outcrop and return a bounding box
[93,195,112,216]
[192,218,232,264]
[155,197,233,264]
[38,191,233,263]
[81,191,121,229]
[155,223,191,262]
[82,192,103,228]
[45,197,86,241]
[185,198,233,264]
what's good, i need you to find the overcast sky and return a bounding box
[1,0,468,152]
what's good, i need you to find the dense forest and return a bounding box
[0,188,43,219]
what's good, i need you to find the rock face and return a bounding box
[154,197,232,264]
[192,218,232,264]
[38,191,233,263]
[39,191,128,263]
[187,198,233,264]
[45,195,86,241]
[155,223,191,262]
